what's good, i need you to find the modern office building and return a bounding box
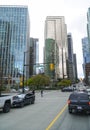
[67,33,75,82]
[82,37,90,84]
[44,16,68,80]
[87,7,90,84]
[82,37,90,80]
[44,38,58,79]
[29,38,39,77]
[82,8,90,84]
[67,33,74,62]
[82,37,90,64]
[85,63,90,85]
[73,54,78,81]
[0,6,30,80]
[87,7,90,50]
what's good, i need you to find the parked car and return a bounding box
[12,92,35,108]
[18,87,29,93]
[0,94,13,113]
[86,88,90,96]
[61,87,74,92]
[68,91,90,114]
[78,87,87,92]
[73,84,76,88]
[10,89,17,93]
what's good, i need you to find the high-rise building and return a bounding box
[44,38,57,79]
[87,7,90,50]
[83,7,90,84]
[82,37,90,79]
[73,54,78,81]
[67,33,78,82]
[29,38,39,77]
[82,37,90,64]
[0,6,30,79]
[67,33,74,62]
[67,33,74,82]
[44,16,68,80]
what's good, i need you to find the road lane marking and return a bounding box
[46,104,68,130]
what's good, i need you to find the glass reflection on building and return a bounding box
[0,6,30,78]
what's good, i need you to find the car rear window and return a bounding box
[69,93,89,100]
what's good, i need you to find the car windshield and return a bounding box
[70,93,89,100]
[13,96,19,100]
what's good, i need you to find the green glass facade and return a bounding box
[44,39,59,79]
[44,16,68,80]
[0,6,30,78]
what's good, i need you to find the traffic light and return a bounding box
[20,76,23,87]
[50,63,54,70]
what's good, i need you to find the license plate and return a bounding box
[77,106,82,109]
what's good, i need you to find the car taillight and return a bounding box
[88,102,90,105]
[68,100,71,104]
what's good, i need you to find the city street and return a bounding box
[0,90,90,130]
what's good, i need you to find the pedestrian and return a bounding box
[41,90,43,97]
[32,89,35,95]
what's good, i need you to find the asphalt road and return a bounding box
[0,90,90,130]
[50,105,90,130]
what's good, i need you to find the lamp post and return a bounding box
[22,52,25,93]
[22,50,30,93]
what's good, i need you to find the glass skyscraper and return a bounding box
[0,6,30,78]
[87,7,90,50]
[29,38,39,76]
[67,33,74,82]
[82,37,90,64]
[44,16,68,79]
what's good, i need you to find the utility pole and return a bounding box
[62,48,64,79]
[22,52,25,93]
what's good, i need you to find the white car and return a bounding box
[86,88,90,96]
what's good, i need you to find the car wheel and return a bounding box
[31,99,35,104]
[69,109,72,114]
[3,102,11,113]
[28,99,31,104]
[86,111,90,115]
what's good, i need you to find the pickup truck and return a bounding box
[0,94,13,113]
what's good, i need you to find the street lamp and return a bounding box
[22,50,30,93]
[22,52,25,93]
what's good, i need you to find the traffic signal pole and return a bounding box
[22,52,25,93]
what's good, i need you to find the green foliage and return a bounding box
[57,79,72,88]
[26,74,50,89]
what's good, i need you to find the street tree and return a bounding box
[57,79,72,89]
[26,74,50,89]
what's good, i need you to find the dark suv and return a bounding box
[68,91,90,114]
[12,92,35,108]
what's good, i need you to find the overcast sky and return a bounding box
[1,0,90,78]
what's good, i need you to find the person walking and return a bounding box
[32,89,35,95]
[41,90,43,97]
